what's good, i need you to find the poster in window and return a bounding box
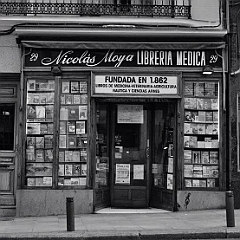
[115,164,130,184]
[167,173,173,190]
[117,105,143,124]
[133,165,144,180]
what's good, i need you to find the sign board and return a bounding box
[92,73,180,98]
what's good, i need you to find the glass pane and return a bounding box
[25,79,55,187]
[0,103,15,151]
[58,80,89,187]
[95,104,109,188]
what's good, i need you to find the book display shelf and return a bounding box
[26,79,55,187]
[183,81,219,188]
[58,80,88,186]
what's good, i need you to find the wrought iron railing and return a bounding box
[0,1,191,18]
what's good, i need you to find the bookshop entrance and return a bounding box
[94,101,176,211]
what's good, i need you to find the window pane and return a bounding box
[0,103,15,151]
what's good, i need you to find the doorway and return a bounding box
[94,101,176,211]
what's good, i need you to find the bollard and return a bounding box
[226,191,235,227]
[66,197,75,231]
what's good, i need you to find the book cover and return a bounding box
[195,82,205,96]
[67,121,76,134]
[184,136,190,148]
[167,174,173,190]
[67,135,77,148]
[210,151,219,164]
[205,124,213,134]
[211,140,219,148]
[45,149,53,162]
[60,107,68,120]
[184,98,197,109]
[59,135,66,148]
[35,178,44,186]
[203,99,212,110]
[44,135,53,148]
[193,165,203,177]
[185,111,197,122]
[68,106,79,120]
[72,151,80,162]
[80,82,88,93]
[72,164,81,176]
[209,166,219,178]
[207,179,215,187]
[184,165,193,177]
[58,164,64,176]
[27,93,34,104]
[27,137,35,148]
[40,123,48,134]
[59,151,65,162]
[43,177,52,186]
[205,112,213,122]
[203,166,210,177]
[192,179,200,187]
[184,82,194,96]
[81,164,87,176]
[76,121,86,134]
[212,124,218,135]
[73,95,81,104]
[27,106,36,119]
[35,137,44,149]
[60,121,66,134]
[199,180,207,187]
[58,178,64,186]
[71,178,80,185]
[201,151,210,164]
[185,179,192,187]
[28,80,36,91]
[197,141,205,148]
[79,106,88,120]
[26,148,35,161]
[40,93,47,104]
[184,123,192,134]
[80,94,88,104]
[27,123,41,134]
[198,111,205,122]
[198,124,206,134]
[211,99,218,110]
[62,81,70,93]
[189,136,198,148]
[61,94,66,104]
[204,137,212,148]
[33,94,40,104]
[47,123,53,134]
[45,105,54,120]
[79,177,87,186]
[65,94,73,104]
[205,83,216,96]
[71,81,79,93]
[65,151,73,162]
[64,179,71,185]
[27,178,36,187]
[39,82,47,91]
[48,80,55,91]
[65,164,73,176]
[36,106,46,119]
[213,112,218,122]
[191,123,198,134]
[192,151,201,164]
[196,98,204,110]
[47,93,54,104]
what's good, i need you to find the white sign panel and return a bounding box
[117,105,143,124]
[92,74,179,97]
[115,164,130,184]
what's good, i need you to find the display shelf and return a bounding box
[183,81,219,188]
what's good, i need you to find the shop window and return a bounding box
[25,78,89,188]
[183,81,219,188]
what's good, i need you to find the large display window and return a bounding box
[25,77,89,187]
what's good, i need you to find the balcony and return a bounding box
[0,0,191,18]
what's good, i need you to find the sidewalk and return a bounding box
[0,208,240,239]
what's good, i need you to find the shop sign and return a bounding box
[92,74,180,97]
[25,48,222,68]
[115,164,130,184]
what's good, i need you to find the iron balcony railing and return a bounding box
[0,0,191,18]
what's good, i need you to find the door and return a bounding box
[0,84,19,216]
[111,104,150,208]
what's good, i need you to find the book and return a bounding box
[212,124,218,135]
[62,81,70,93]
[47,93,54,104]
[59,151,65,162]
[28,80,36,91]
[58,164,64,176]
[48,80,55,90]
[76,121,86,134]
[193,165,203,177]
[79,106,88,120]
[35,178,44,186]
[44,135,53,148]
[192,151,201,164]
[213,112,218,122]
[47,123,53,134]
[60,107,68,120]
[67,136,77,148]
[80,94,88,104]
[184,123,192,134]
[26,148,35,161]
[45,149,53,162]
[81,164,87,176]
[199,180,207,187]
[65,164,73,176]
[195,82,205,96]
[61,94,66,104]
[196,98,204,110]
[184,136,190,148]
[73,95,81,104]
[40,93,47,104]
[65,94,73,104]
[40,123,48,134]
[58,178,64,186]
[35,137,44,148]
[201,151,210,164]
[71,178,80,185]
[209,151,219,164]
[204,137,212,148]
[189,136,198,148]
[33,94,40,104]
[185,179,192,187]
[68,107,79,120]
[209,166,219,178]
[72,164,81,176]
[184,82,194,96]
[36,106,45,119]
[191,123,198,134]
[60,121,66,134]
[27,178,36,186]
[211,140,219,148]
[71,81,79,93]
[72,151,81,161]
[64,179,71,185]
[192,179,200,187]
[198,124,206,134]
[198,111,205,122]
[43,177,52,186]
[205,83,215,96]
[45,105,54,120]
[79,177,87,186]
[65,151,73,162]
[27,137,35,148]
[27,106,36,119]
[203,99,212,110]
[184,98,197,109]
[39,81,48,91]
[211,99,218,110]
[205,112,213,122]
[205,124,213,134]
[184,165,193,177]
[80,82,88,93]
[185,111,197,122]
[67,122,76,134]
[59,135,66,148]
[27,123,41,134]
[207,179,215,187]
[197,141,205,148]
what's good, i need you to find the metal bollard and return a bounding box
[66,197,75,231]
[226,191,235,227]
